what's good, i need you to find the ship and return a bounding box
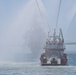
[36,0,76,65]
[40,29,68,65]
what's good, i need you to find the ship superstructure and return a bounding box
[40,29,68,65]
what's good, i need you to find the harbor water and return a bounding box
[0,53,76,75]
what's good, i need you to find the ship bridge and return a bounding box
[44,29,65,58]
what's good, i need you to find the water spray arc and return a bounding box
[64,13,76,35]
[55,0,62,35]
[35,0,51,34]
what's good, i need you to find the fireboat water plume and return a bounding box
[0,0,49,62]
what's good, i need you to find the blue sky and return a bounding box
[0,0,76,61]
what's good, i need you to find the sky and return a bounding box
[0,0,76,61]
[0,0,76,37]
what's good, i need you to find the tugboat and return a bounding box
[40,29,68,65]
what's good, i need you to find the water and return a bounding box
[0,54,76,75]
[68,53,76,65]
[0,63,76,75]
[0,0,48,61]
[0,0,49,66]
